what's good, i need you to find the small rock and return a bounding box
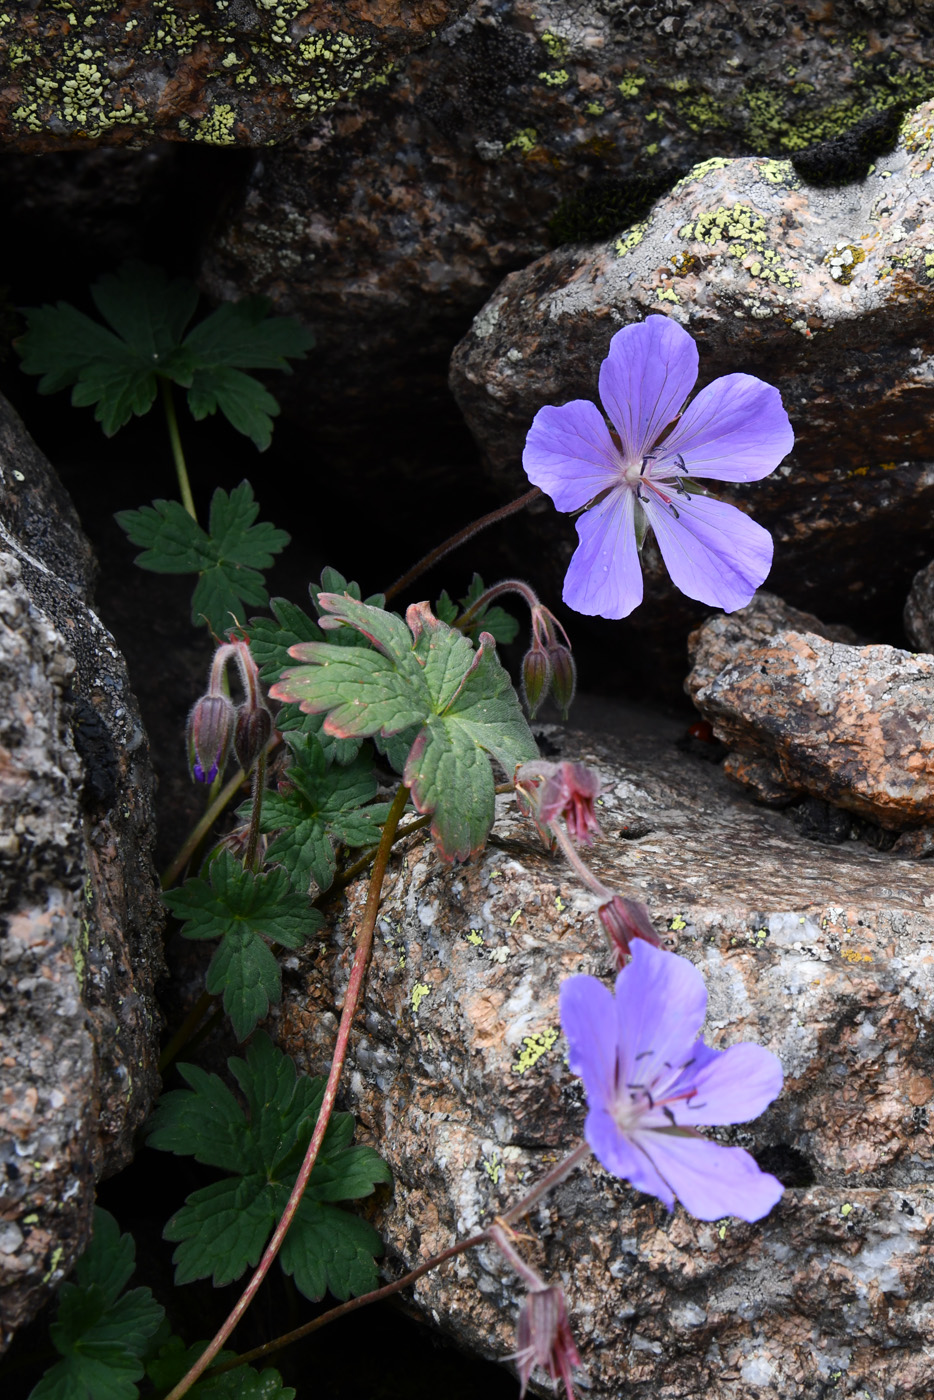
[904,558,934,654]
[686,592,934,830]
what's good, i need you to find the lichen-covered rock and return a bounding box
[275,706,934,1399]
[685,592,934,831]
[446,100,934,690]
[200,4,934,443]
[0,399,163,1349]
[0,0,468,151]
[904,557,934,653]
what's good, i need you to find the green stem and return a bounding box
[383,486,542,604]
[157,989,214,1075]
[244,750,267,872]
[160,766,249,890]
[161,379,197,521]
[163,782,412,1400]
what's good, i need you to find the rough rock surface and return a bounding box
[685,592,934,833]
[0,0,467,151]
[275,702,934,1399]
[0,399,163,1348]
[904,557,934,653]
[447,100,934,685]
[202,2,934,434]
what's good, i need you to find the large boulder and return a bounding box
[0,399,163,1348]
[447,100,934,691]
[0,0,469,151]
[200,4,934,439]
[274,702,934,1398]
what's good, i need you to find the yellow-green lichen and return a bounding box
[757,159,799,187]
[411,982,430,1013]
[512,1027,559,1074]
[674,89,729,134]
[41,1245,65,1285]
[673,157,733,192]
[615,220,649,258]
[192,102,237,144]
[465,929,485,947]
[680,205,801,288]
[505,127,538,154]
[656,287,680,303]
[618,73,645,99]
[541,31,569,60]
[824,241,866,285]
[585,101,604,116]
[538,68,569,87]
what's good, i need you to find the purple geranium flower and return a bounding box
[522,315,794,619]
[560,940,784,1221]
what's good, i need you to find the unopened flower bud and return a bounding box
[234,702,273,774]
[514,1286,580,1400]
[547,643,577,719]
[521,643,552,719]
[599,894,661,969]
[539,761,601,845]
[187,694,235,784]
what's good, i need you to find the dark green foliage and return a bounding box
[252,732,390,892]
[435,573,520,646]
[146,1339,296,1397]
[273,596,538,862]
[17,262,313,449]
[549,173,684,246]
[791,105,906,186]
[115,482,289,634]
[28,1210,164,1400]
[162,852,321,1041]
[148,1035,391,1301]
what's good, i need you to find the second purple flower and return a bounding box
[522,315,794,619]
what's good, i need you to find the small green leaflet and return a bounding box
[115,481,289,633]
[251,732,389,893]
[28,1209,164,1400]
[271,596,539,861]
[162,852,322,1041]
[17,262,314,449]
[146,1339,295,1398]
[147,1034,391,1301]
[435,573,520,646]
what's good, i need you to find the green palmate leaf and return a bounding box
[115,481,289,633]
[436,573,520,646]
[162,852,321,1041]
[147,1034,391,1302]
[29,1209,165,1400]
[17,262,313,447]
[253,732,389,892]
[272,596,539,861]
[146,1338,295,1398]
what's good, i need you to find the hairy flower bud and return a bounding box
[538,761,602,845]
[234,702,273,774]
[599,894,661,968]
[187,693,235,784]
[521,643,552,719]
[547,643,577,719]
[514,1286,580,1399]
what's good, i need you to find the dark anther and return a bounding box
[687,1099,707,1111]
[673,453,685,472]
[635,1051,652,1060]
[681,1058,696,1070]
[663,1107,677,1125]
[668,502,680,519]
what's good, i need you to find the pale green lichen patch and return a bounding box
[679,204,801,288]
[656,286,680,303]
[191,102,237,144]
[618,73,645,99]
[757,159,799,188]
[541,31,569,61]
[411,982,431,1013]
[538,69,569,87]
[615,219,649,258]
[672,157,733,193]
[512,1027,559,1074]
[824,241,866,285]
[505,127,539,155]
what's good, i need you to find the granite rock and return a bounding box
[686,592,934,832]
[0,0,468,151]
[274,702,934,1399]
[904,557,934,653]
[201,3,934,440]
[447,99,934,689]
[0,398,163,1348]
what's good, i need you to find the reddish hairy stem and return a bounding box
[383,487,541,604]
[163,782,411,1400]
[210,1140,590,1377]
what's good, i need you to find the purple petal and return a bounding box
[585,1108,675,1209]
[683,1042,784,1125]
[560,975,617,1112]
[641,490,773,612]
[523,400,621,511]
[657,373,794,482]
[614,941,707,1094]
[598,317,698,461]
[637,1132,784,1222]
[562,488,643,619]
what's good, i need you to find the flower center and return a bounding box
[610,1049,703,1132]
